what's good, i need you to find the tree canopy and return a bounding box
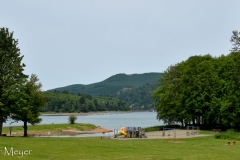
[153,52,240,129]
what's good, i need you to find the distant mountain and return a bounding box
[47,72,164,110]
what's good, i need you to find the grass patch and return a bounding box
[2,123,96,133]
[0,136,239,159]
[215,130,240,140]
[200,130,213,134]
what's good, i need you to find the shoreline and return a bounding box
[40,110,152,116]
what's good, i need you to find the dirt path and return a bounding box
[145,129,212,139]
[62,127,113,134]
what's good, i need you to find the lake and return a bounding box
[3,112,163,137]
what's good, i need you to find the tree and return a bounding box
[68,114,77,124]
[153,63,188,126]
[0,27,27,135]
[230,30,240,52]
[11,74,47,137]
[219,52,240,128]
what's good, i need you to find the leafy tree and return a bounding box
[180,55,216,126]
[153,63,188,126]
[230,30,240,52]
[11,74,47,137]
[0,27,27,135]
[68,114,77,124]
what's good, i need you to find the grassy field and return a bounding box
[1,124,239,159]
[0,135,239,160]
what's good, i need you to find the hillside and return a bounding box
[47,72,163,110]
[116,82,160,110]
[47,73,163,95]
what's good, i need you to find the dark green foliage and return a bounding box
[43,91,130,112]
[47,73,163,110]
[153,52,240,129]
[0,27,27,135]
[116,82,160,110]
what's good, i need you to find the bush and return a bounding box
[215,130,240,140]
[68,114,77,124]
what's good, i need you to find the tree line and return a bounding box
[44,91,130,112]
[153,30,240,129]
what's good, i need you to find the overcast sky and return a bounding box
[1,1,240,91]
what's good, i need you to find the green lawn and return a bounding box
[0,136,239,160]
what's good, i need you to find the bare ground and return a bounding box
[145,129,213,139]
[8,126,113,137]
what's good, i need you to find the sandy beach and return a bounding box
[9,126,113,137]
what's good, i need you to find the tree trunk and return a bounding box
[219,114,222,124]
[0,109,3,136]
[197,116,201,126]
[0,120,3,136]
[181,120,184,127]
[192,118,195,125]
[23,121,28,137]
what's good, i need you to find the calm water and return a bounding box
[3,112,163,137]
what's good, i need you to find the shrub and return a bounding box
[68,114,77,124]
[215,130,240,140]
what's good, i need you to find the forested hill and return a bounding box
[43,92,130,112]
[47,73,163,110]
[47,73,163,96]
